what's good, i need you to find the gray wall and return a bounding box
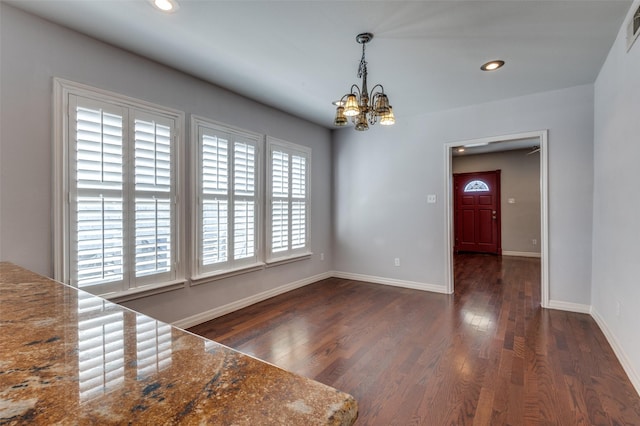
[592,1,640,390]
[333,83,594,305]
[453,149,541,255]
[0,4,333,323]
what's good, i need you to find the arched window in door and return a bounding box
[463,180,490,192]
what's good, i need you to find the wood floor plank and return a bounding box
[188,254,640,425]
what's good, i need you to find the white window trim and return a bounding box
[190,116,264,281]
[53,78,185,299]
[266,136,312,263]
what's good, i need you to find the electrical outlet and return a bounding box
[394,258,400,267]
[532,239,537,246]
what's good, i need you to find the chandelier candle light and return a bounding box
[334,33,395,131]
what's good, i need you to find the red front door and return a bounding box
[454,170,502,254]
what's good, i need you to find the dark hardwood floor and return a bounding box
[188,254,640,425]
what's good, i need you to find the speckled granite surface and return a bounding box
[0,262,357,425]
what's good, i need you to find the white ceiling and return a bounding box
[6,0,632,128]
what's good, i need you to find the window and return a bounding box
[463,180,490,192]
[192,117,262,278]
[266,137,311,262]
[54,79,184,297]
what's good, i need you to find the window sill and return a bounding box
[266,252,312,268]
[102,279,187,303]
[191,262,266,286]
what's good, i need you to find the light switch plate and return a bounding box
[427,194,437,203]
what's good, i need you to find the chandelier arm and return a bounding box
[369,84,386,96]
[350,84,361,97]
[338,93,350,104]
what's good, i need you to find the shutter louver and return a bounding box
[134,120,171,192]
[76,107,123,190]
[135,198,171,276]
[74,105,124,287]
[201,134,229,265]
[233,142,256,260]
[234,201,254,259]
[234,142,255,195]
[272,200,289,252]
[272,151,289,198]
[202,135,228,194]
[271,150,289,253]
[291,201,306,249]
[291,155,306,198]
[202,200,228,264]
[134,119,173,277]
[291,155,306,249]
[76,197,124,285]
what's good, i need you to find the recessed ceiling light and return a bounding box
[480,60,505,71]
[151,0,179,12]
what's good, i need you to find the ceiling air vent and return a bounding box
[627,3,640,51]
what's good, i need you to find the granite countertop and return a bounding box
[0,262,357,425]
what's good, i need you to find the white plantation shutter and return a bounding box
[234,142,256,259]
[134,116,173,278]
[194,118,261,276]
[271,151,289,253]
[271,200,289,253]
[267,138,311,261]
[201,134,229,265]
[75,196,124,285]
[62,85,182,296]
[71,98,125,289]
[291,155,307,250]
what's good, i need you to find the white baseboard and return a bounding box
[591,308,640,397]
[546,299,591,314]
[331,270,448,294]
[172,271,332,329]
[502,250,541,258]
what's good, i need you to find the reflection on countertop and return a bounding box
[0,262,357,425]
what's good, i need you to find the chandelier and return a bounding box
[334,33,395,131]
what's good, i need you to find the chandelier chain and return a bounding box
[357,43,367,79]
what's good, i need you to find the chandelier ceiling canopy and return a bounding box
[334,33,395,131]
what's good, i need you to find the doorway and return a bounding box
[453,170,502,255]
[444,130,549,308]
